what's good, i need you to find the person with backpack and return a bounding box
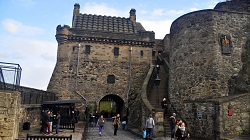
[145,114,155,140]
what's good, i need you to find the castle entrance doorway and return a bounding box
[98,94,125,118]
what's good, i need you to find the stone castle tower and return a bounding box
[168,0,250,139]
[47,3,155,112]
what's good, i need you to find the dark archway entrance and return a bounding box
[99,94,125,118]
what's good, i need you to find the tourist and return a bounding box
[175,118,183,132]
[97,115,105,136]
[170,113,176,139]
[145,114,155,140]
[55,111,61,134]
[48,111,53,134]
[75,110,79,123]
[42,110,51,135]
[175,122,190,140]
[121,114,128,130]
[161,98,168,118]
[70,110,76,123]
[112,114,121,136]
[40,110,45,133]
[94,111,99,127]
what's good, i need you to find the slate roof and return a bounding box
[73,14,142,33]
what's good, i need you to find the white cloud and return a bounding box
[82,2,127,17]
[192,0,222,10]
[140,20,172,39]
[152,9,165,16]
[21,63,54,90]
[2,19,44,36]
[166,10,186,17]
[3,38,57,62]
[189,8,200,12]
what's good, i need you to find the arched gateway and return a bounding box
[99,94,125,117]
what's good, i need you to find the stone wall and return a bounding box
[19,105,41,131]
[169,1,250,138]
[0,90,20,140]
[219,93,250,138]
[182,93,250,139]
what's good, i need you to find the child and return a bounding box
[142,128,146,139]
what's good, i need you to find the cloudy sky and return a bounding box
[0,0,222,90]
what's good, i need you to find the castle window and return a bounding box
[140,50,144,57]
[72,46,75,52]
[114,47,119,56]
[85,45,91,54]
[152,51,155,56]
[107,75,115,84]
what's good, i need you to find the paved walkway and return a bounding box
[85,120,250,140]
[86,120,141,140]
[85,120,176,140]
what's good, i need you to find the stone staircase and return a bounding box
[147,64,168,108]
[147,55,172,137]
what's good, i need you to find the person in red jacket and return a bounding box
[175,122,190,140]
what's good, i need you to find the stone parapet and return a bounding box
[181,93,250,139]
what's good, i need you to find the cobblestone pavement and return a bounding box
[86,120,142,140]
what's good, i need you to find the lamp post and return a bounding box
[127,46,132,116]
[154,74,161,108]
[156,64,160,74]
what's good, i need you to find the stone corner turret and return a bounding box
[55,24,70,44]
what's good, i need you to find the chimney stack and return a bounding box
[129,9,136,23]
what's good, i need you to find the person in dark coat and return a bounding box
[175,122,190,140]
[94,111,99,127]
[161,98,168,118]
[42,110,51,135]
[55,111,61,134]
[170,113,176,139]
[70,111,76,123]
[121,114,128,130]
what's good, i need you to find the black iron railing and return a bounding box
[0,62,22,90]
